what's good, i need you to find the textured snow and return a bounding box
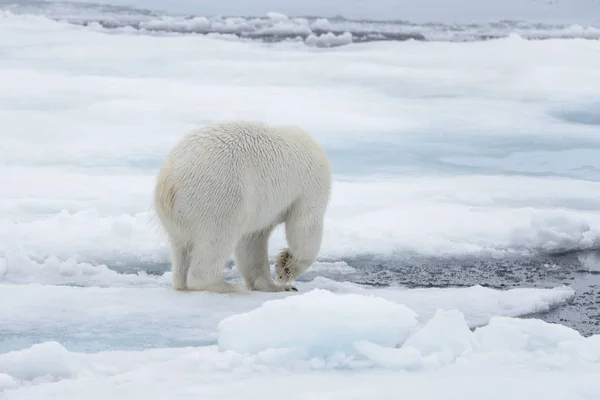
[1,13,600,270]
[1,291,600,398]
[3,3,600,47]
[217,289,420,356]
[0,280,575,353]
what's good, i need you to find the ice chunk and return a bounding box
[305,32,353,47]
[217,289,418,356]
[402,309,474,365]
[0,252,170,288]
[515,212,600,254]
[266,12,289,21]
[557,335,600,363]
[0,373,18,390]
[312,18,331,30]
[306,261,356,274]
[139,16,211,32]
[255,22,312,36]
[355,309,474,369]
[473,316,583,353]
[0,342,79,384]
[353,340,423,369]
[579,252,600,272]
[357,311,600,372]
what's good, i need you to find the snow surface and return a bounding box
[1,11,600,268]
[2,290,600,399]
[1,8,600,400]
[0,279,575,353]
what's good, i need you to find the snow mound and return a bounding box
[305,32,353,47]
[218,289,418,356]
[0,342,79,384]
[353,309,476,369]
[0,209,166,267]
[0,342,196,389]
[473,316,585,353]
[354,309,600,371]
[0,252,170,288]
[212,287,591,370]
[401,309,474,364]
[216,287,578,365]
[512,212,600,254]
[266,12,289,22]
[3,307,600,392]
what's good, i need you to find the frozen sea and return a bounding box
[2,0,600,398]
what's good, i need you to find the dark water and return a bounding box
[127,250,600,337]
[330,252,600,337]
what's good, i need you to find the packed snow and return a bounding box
[0,280,575,353]
[1,4,600,399]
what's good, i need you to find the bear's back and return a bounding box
[159,121,330,233]
[183,121,329,186]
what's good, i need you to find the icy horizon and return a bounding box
[29,0,600,24]
[2,0,600,46]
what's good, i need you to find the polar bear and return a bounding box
[153,121,331,294]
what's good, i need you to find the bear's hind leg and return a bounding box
[170,241,191,290]
[235,227,298,292]
[186,231,248,295]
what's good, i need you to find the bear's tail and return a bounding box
[154,168,176,220]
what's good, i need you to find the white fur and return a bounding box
[153,121,332,294]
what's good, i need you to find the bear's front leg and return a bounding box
[276,201,325,284]
[234,229,299,293]
[251,276,299,292]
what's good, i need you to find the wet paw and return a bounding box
[275,248,295,283]
[273,283,298,292]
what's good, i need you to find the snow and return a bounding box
[305,31,354,48]
[2,294,600,398]
[0,280,575,353]
[1,13,600,267]
[579,252,600,272]
[217,289,420,355]
[1,7,600,400]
